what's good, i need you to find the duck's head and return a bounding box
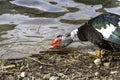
[50,34,73,48]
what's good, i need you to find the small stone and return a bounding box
[20,72,25,78]
[110,71,118,74]
[103,77,108,80]
[31,76,35,80]
[57,73,67,78]
[88,51,96,55]
[88,65,92,68]
[43,73,51,80]
[103,62,110,68]
[94,58,101,66]
[7,75,14,80]
[49,76,59,80]
[94,72,99,76]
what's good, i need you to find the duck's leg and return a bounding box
[97,49,112,62]
[96,48,101,58]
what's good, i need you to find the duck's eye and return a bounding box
[57,35,62,38]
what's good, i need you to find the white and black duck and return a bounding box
[50,12,120,57]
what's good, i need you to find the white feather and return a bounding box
[96,24,116,39]
[70,29,78,39]
[118,21,120,27]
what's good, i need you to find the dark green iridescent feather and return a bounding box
[88,13,120,44]
[110,27,120,44]
[88,13,120,29]
[113,28,120,37]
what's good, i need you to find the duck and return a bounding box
[50,12,120,57]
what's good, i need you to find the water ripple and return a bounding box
[10,0,67,12]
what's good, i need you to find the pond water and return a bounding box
[0,0,120,59]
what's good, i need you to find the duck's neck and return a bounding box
[77,24,89,41]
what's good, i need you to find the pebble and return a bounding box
[57,73,67,78]
[7,75,14,80]
[88,65,92,68]
[43,73,51,80]
[110,71,118,74]
[88,51,96,55]
[94,72,99,76]
[20,72,26,78]
[94,58,101,66]
[103,62,110,68]
[49,76,59,80]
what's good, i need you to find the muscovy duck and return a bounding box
[50,12,120,57]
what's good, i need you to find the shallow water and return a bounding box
[0,0,120,59]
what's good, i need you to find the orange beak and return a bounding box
[50,38,62,48]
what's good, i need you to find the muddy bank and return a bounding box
[0,51,120,80]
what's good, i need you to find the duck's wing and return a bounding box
[88,13,120,44]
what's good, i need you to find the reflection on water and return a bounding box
[0,14,29,24]
[0,24,16,42]
[61,5,102,20]
[0,0,120,59]
[105,7,120,15]
[10,0,67,12]
[73,0,118,7]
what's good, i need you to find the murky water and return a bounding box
[0,0,120,59]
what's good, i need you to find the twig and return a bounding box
[39,49,75,54]
[36,26,41,34]
[0,72,14,75]
[1,64,16,70]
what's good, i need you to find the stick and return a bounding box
[39,49,76,54]
[1,64,16,70]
